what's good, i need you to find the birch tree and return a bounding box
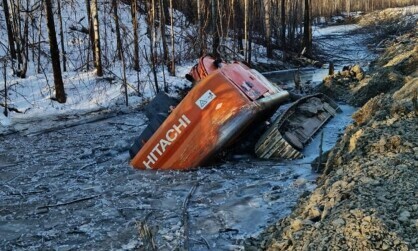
[85,0,95,70]
[264,0,272,58]
[91,0,103,76]
[57,0,67,72]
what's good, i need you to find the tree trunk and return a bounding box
[197,0,201,52]
[234,0,243,55]
[303,0,312,57]
[169,0,175,76]
[131,0,140,71]
[21,7,29,78]
[281,0,286,60]
[57,0,67,72]
[264,0,272,58]
[10,1,24,77]
[159,0,169,68]
[37,0,44,74]
[346,0,351,17]
[244,0,248,61]
[247,0,253,65]
[112,0,123,60]
[85,0,95,70]
[147,0,159,93]
[3,62,7,117]
[211,0,219,56]
[121,41,129,106]
[91,0,103,76]
[45,0,66,103]
[2,0,17,59]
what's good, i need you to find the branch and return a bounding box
[182,177,206,250]
[0,103,24,113]
[69,24,89,34]
[37,195,100,210]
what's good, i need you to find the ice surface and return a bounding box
[0,7,373,247]
[0,99,358,250]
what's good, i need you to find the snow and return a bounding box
[0,112,10,126]
[313,24,360,37]
[0,1,195,131]
[0,1,386,130]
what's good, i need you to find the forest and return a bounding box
[0,0,416,105]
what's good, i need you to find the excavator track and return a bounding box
[255,93,341,160]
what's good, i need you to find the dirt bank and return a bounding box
[246,9,418,251]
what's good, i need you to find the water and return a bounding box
[263,67,329,86]
[0,24,372,250]
[262,24,377,88]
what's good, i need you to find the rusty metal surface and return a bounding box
[187,55,219,83]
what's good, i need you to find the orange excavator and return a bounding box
[130,55,340,170]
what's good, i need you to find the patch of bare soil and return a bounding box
[245,11,418,251]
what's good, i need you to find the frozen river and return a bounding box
[0,104,355,250]
[0,24,373,250]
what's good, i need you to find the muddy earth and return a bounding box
[246,9,418,251]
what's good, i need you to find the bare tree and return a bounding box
[36,0,44,74]
[169,0,175,76]
[264,0,272,58]
[85,0,95,70]
[20,0,29,78]
[7,0,29,78]
[244,0,248,61]
[281,0,286,60]
[159,0,169,63]
[112,0,123,60]
[37,0,44,74]
[131,0,140,71]
[146,0,159,93]
[211,0,219,56]
[91,0,103,76]
[247,0,253,64]
[2,0,17,60]
[2,61,7,116]
[45,0,66,103]
[303,0,312,57]
[56,0,67,72]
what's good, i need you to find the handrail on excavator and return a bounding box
[216,45,245,62]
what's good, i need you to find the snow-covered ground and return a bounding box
[2,1,399,131]
[0,21,371,133]
[0,1,196,132]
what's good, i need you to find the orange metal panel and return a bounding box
[131,63,288,170]
[187,55,219,82]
